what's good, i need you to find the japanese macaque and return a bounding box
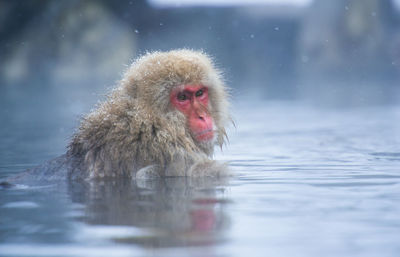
[65,49,231,179]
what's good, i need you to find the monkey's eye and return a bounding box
[195,89,204,97]
[177,92,188,101]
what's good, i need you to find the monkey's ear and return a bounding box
[217,128,228,149]
[122,80,139,98]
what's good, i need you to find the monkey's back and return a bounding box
[3,154,86,185]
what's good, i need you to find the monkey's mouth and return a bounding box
[195,129,214,141]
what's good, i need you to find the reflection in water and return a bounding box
[68,177,230,248]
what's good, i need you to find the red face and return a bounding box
[170,85,214,142]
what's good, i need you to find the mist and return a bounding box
[1,0,399,162]
[1,0,399,107]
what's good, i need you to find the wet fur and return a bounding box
[67,49,230,179]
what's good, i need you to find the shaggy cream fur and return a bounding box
[68,49,230,179]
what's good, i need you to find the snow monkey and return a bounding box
[64,49,231,179]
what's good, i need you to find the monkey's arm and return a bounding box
[134,153,229,179]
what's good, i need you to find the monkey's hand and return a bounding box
[187,160,230,177]
[135,165,161,179]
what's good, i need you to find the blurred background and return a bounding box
[0,0,400,167]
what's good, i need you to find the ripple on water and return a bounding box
[370,152,400,161]
[2,201,39,208]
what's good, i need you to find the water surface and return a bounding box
[1,101,400,257]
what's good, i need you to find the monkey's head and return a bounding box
[120,49,230,155]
